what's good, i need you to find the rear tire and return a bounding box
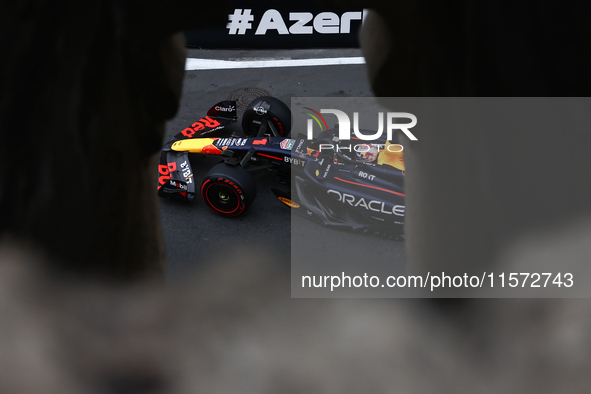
[200,163,256,217]
[242,96,292,137]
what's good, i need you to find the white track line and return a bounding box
[185,57,366,70]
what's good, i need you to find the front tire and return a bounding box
[200,163,256,217]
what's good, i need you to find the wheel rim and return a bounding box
[205,183,241,214]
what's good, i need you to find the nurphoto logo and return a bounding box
[304,108,418,141]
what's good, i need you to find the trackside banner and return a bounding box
[185,2,365,48]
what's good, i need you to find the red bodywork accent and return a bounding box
[192,122,205,132]
[181,128,195,138]
[253,139,268,145]
[158,162,180,188]
[200,116,220,128]
[202,145,223,155]
[182,117,222,138]
[158,165,169,175]
[257,153,282,161]
[158,164,171,187]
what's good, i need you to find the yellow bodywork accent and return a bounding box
[278,197,300,208]
[377,141,405,171]
[171,138,219,153]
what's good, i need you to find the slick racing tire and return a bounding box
[200,163,257,217]
[242,96,292,137]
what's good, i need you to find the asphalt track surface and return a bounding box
[161,48,407,286]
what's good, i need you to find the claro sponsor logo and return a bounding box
[227,9,365,35]
[327,189,405,216]
[214,105,235,112]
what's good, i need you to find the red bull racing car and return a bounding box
[157,97,406,236]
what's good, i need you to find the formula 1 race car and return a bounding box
[157,96,406,236]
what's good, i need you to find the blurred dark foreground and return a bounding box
[2,242,591,394]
